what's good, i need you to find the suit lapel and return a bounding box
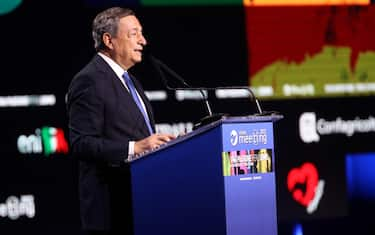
[92,55,153,135]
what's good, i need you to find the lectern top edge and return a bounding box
[127,114,283,163]
[221,114,283,123]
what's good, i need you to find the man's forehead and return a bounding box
[120,15,141,27]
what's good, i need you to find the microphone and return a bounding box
[214,86,263,115]
[147,54,226,129]
[175,86,273,116]
[145,53,276,129]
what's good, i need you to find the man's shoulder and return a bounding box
[67,57,114,102]
[75,55,104,76]
[71,55,111,87]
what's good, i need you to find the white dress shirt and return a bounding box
[98,53,151,159]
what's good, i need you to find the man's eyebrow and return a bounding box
[130,27,143,32]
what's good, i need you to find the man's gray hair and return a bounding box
[92,7,135,51]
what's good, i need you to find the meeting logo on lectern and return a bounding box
[230,130,238,146]
[229,129,267,146]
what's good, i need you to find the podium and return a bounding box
[129,115,282,235]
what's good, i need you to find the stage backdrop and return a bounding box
[0,1,375,235]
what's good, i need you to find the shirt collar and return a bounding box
[98,52,127,79]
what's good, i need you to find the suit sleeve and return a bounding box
[67,74,128,166]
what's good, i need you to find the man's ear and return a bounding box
[102,32,113,49]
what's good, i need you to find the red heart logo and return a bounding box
[287,162,319,207]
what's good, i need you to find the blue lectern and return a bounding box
[129,115,282,235]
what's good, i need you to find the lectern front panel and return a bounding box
[222,122,277,235]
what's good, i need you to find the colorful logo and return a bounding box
[0,0,22,15]
[222,148,273,176]
[17,127,69,156]
[287,162,325,214]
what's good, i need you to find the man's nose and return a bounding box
[139,35,147,45]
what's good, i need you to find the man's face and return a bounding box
[111,15,147,69]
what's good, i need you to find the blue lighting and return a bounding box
[293,223,303,235]
[346,153,375,200]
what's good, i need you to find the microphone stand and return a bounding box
[215,86,263,115]
[147,54,279,129]
[148,55,227,129]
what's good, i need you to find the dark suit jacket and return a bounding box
[66,54,155,232]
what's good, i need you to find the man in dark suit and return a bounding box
[66,7,175,235]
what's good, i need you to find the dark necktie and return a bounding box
[122,71,153,135]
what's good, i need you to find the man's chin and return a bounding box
[133,57,142,64]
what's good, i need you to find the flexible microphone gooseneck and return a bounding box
[146,53,271,129]
[148,54,215,117]
[214,86,263,115]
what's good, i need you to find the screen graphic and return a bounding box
[246,5,375,99]
[244,0,370,6]
[0,0,22,15]
[85,0,369,6]
[84,0,243,6]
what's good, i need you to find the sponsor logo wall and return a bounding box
[274,97,375,221]
[1,86,375,233]
[0,92,80,234]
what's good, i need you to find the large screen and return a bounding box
[246,5,375,99]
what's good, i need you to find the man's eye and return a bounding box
[129,31,138,37]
